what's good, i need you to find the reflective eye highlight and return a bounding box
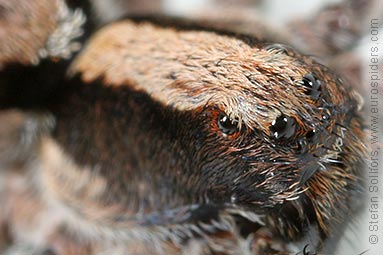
[270,114,296,139]
[218,113,238,135]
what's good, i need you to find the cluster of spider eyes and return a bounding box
[218,112,300,140]
[217,73,323,142]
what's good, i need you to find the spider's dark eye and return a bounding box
[270,114,296,139]
[302,73,322,100]
[218,113,238,135]
[306,129,316,141]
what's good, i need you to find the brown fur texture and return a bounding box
[0,3,370,255]
[0,0,85,69]
[45,20,367,254]
[0,0,59,67]
[72,20,346,131]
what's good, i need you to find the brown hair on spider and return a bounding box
[0,15,367,255]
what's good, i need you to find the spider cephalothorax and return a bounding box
[36,19,366,253]
[0,2,370,255]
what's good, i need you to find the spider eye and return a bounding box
[218,113,238,135]
[270,114,296,139]
[302,73,322,100]
[306,129,317,141]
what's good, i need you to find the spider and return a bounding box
[0,0,381,254]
